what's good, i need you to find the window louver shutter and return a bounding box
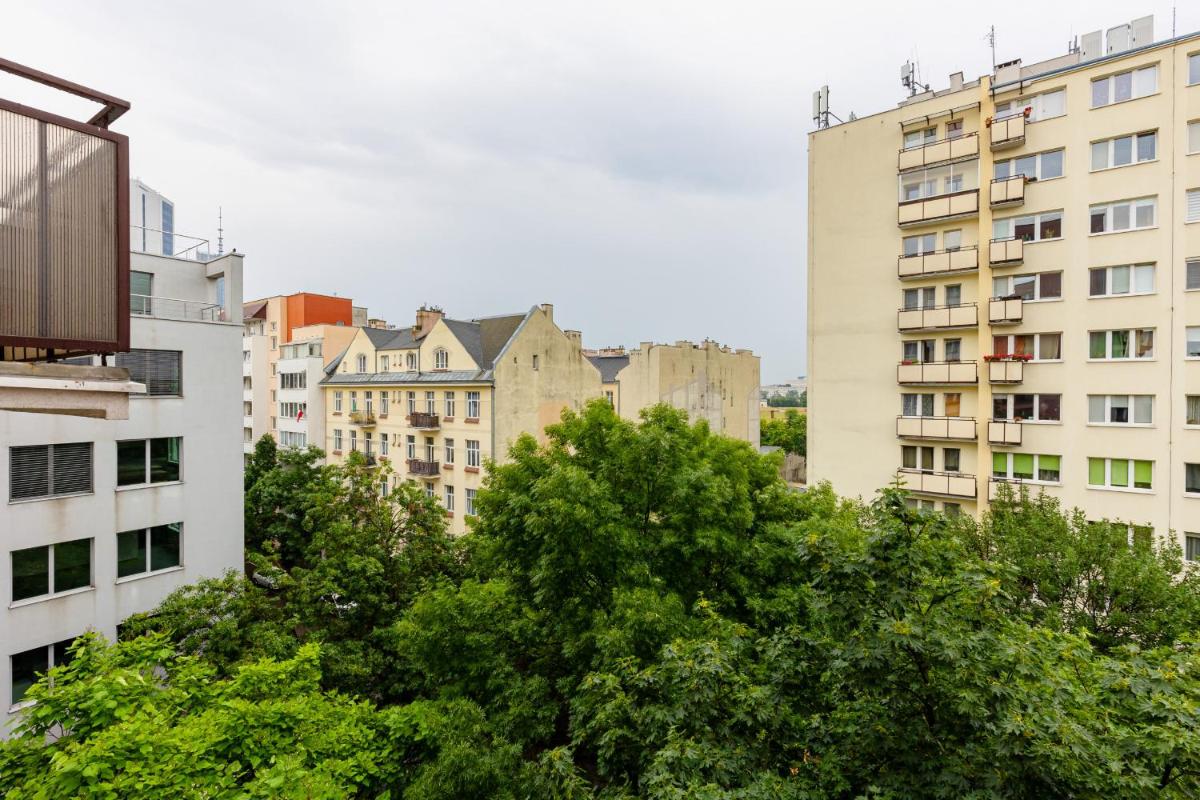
[10,446,50,500]
[1187,189,1200,224]
[116,349,182,396]
[51,443,93,495]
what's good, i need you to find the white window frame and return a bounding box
[900,393,935,418]
[334,391,343,412]
[1187,189,1200,224]
[333,429,342,451]
[994,149,1064,181]
[992,271,1062,303]
[1088,328,1155,361]
[994,88,1065,122]
[356,354,367,374]
[992,393,1062,423]
[466,391,481,419]
[1090,131,1157,171]
[1088,263,1155,298]
[898,161,979,203]
[466,440,481,468]
[992,211,1063,243]
[434,349,448,369]
[1187,327,1200,359]
[465,488,477,516]
[1089,197,1157,235]
[1087,395,1154,427]
[381,392,389,415]
[380,433,389,456]
[992,332,1062,362]
[992,452,1062,484]
[445,391,456,418]
[1090,65,1158,108]
[1088,457,1154,492]
[444,438,455,465]
[902,126,937,150]
[445,485,455,512]
[1189,121,1200,156]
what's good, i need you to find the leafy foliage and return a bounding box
[760,407,807,456]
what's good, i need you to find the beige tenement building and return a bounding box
[809,19,1200,551]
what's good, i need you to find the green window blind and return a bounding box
[1013,453,1035,478]
[1088,458,1105,485]
[993,452,1008,476]
[1134,460,1152,488]
[1039,455,1060,471]
[1111,459,1129,487]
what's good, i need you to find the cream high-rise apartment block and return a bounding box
[809,20,1200,552]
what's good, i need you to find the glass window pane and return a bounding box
[1110,396,1129,423]
[945,285,961,306]
[1133,66,1156,96]
[1114,71,1132,102]
[1091,141,1108,170]
[944,393,960,416]
[117,440,146,486]
[1013,394,1035,420]
[1134,265,1154,293]
[1188,535,1200,561]
[1188,395,1200,425]
[1088,396,1106,423]
[1038,394,1060,421]
[1088,458,1105,485]
[1038,455,1060,482]
[11,646,48,705]
[1014,218,1036,241]
[1015,155,1036,178]
[1089,268,1107,296]
[1135,201,1155,228]
[1134,396,1153,424]
[1137,132,1156,161]
[1012,276,1036,300]
[942,230,960,250]
[1111,330,1129,358]
[1111,459,1129,487]
[1038,334,1061,360]
[1091,209,1107,233]
[1188,260,1200,290]
[11,546,49,601]
[903,236,919,257]
[994,161,1011,180]
[1113,136,1133,166]
[150,523,181,571]
[1039,272,1062,298]
[53,539,91,593]
[920,447,934,471]
[117,530,146,578]
[1192,54,1200,85]
[1039,214,1061,240]
[1089,332,1107,358]
[1040,150,1063,179]
[1137,329,1155,358]
[902,446,916,469]
[993,277,1008,297]
[903,289,919,310]
[1187,464,1200,493]
[149,438,181,483]
[1092,78,1109,107]
[1112,203,1131,231]
[1111,265,1130,294]
[944,449,960,472]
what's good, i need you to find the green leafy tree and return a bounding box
[760,408,807,455]
[766,389,806,407]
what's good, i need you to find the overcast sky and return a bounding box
[4,2,1197,382]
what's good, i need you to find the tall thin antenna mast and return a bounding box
[987,26,997,69]
[217,206,224,256]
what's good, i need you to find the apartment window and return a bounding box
[466,440,481,468]
[992,271,1061,301]
[901,445,934,472]
[130,270,153,314]
[605,390,615,407]
[1188,260,1200,291]
[1188,189,1200,224]
[434,349,448,369]
[901,233,936,257]
[465,488,477,516]
[1089,329,1154,360]
[116,350,182,396]
[902,339,936,363]
[1088,458,1153,490]
[11,538,91,602]
[425,391,436,414]
[943,339,961,362]
[279,402,306,419]
[1188,327,1200,358]
[407,391,417,414]
[898,161,977,202]
[406,435,416,460]
[994,149,1063,181]
[993,453,1060,483]
[1190,121,1200,155]
[1188,396,1200,426]
[423,437,434,463]
[364,432,373,456]
[279,371,307,390]
[902,126,936,150]
[993,393,1060,422]
[901,394,934,417]
[444,392,456,417]
[380,355,389,372]
[902,287,936,310]
[993,211,1062,242]
[381,479,390,498]
[271,337,277,350]
[279,431,306,448]
[945,120,963,139]
[1191,53,1200,85]
[356,354,367,373]
[1091,131,1156,171]
[444,438,455,465]
[1091,65,1157,108]
[424,482,435,499]
[334,391,343,412]
[467,391,481,419]
[380,433,389,456]
[1088,264,1155,297]
[9,443,93,501]
[944,284,962,306]
[943,229,962,250]
[349,430,357,451]
[995,88,1065,121]
[944,393,961,416]
[406,352,417,370]
[349,391,358,412]
[365,392,373,415]
[333,429,342,451]
[381,392,390,415]
[1088,395,1153,426]
[992,333,1061,360]
[1090,197,1156,234]
[445,485,455,512]
[11,639,76,705]
[1189,464,1200,495]
[1187,534,1200,562]
[943,448,961,473]
[117,523,182,578]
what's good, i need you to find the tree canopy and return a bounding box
[6,401,1200,799]
[760,408,807,456]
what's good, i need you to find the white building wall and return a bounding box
[0,251,245,732]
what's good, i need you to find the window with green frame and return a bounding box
[1088,457,1152,489]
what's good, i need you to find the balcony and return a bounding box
[897,303,977,332]
[896,416,977,441]
[989,175,1026,208]
[0,361,144,420]
[898,189,979,228]
[989,478,1051,501]
[987,420,1022,446]
[408,412,440,429]
[897,132,979,172]
[131,294,225,322]
[987,358,1025,384]
[897,246,978,280]
[407,458,441,477]
[989,114,1025,150]
[988,298,1023,325]
[897,361,978,386]
[897,468,977,499]
[349,410,376,425]
[988,237,1024,267]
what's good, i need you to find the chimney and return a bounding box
[540,303,554,321]
[564,329,582,347]
[412,305,444,339]
[949,71,963,92]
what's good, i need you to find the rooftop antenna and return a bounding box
[900,61,929,97]
[217,206,224,256]
[986,26,997,69]
[811,85,845,128]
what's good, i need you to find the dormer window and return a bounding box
[356,354,367,374]
[407,352,418,370]
[434,349,448,370]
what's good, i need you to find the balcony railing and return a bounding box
[989,477,1051,500]
[897,468,977,498]
[989,175,1026,208]
[987,420,1022,446]
[987,359,1025,384]
[897,246,978,280]
[407,458,440,477]
[130,294,225,322]
[988,237,1024,267]
[896,416,977,441]
[989,114,1025,150]
[897,361,978,385]
[408,412,440,429]
[898,189,979,228]
[349,410,376,425]
[130,226,220,262]
[897,132,979,172]
[988,297,1023,324]
[897,303,977,332]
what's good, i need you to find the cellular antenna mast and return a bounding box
[217,206,224,256]
[900,61,929,97]
[987,26,997,69]
[811,85,846,129]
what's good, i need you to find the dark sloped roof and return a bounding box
[587,354,629,383]
[242,300,267,320]
[478,314,526,367]
[364,327,419,350]
[443,319,485,368]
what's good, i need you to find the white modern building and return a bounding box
[129,178,175,257]
[1,245,246,729]
[275,337,328,451]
